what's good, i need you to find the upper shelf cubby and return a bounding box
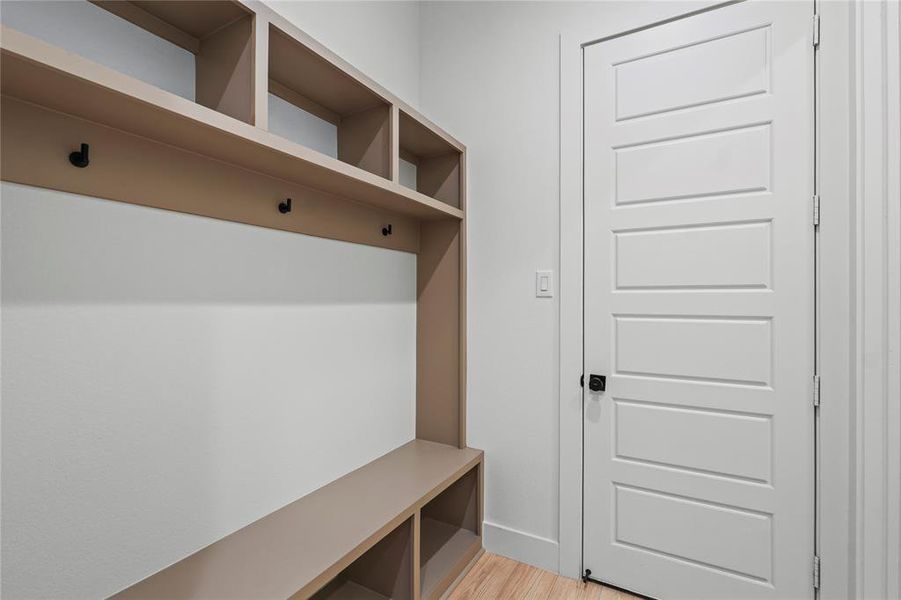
[0,0,466,232]
[90,1,250,52]
[89,1,256,125]
[267,24,391,179]
[398,111,463,209]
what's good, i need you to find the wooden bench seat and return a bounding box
[113,440,483,599]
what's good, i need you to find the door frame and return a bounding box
[558,3,871,597]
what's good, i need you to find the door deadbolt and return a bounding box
[588,374,606,392]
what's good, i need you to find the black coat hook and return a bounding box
[69,143,90,168]
[278,198,292,214]
[382,224,393,236]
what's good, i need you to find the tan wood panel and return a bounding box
[338,105,392,179]
[269,78,341,126]
[88,0,201,53]
[421,467,479,534]
[112,441,481,599]
[417,220,462,447]
[0,27,463,222]
[129,1,249,42]
[414,512,423,600]
[457,151,468,448]
[0,98,420,254]
[343,518,414,600]
[390,106,401,183]
[399,111,461,159]
[420,519,481,600]
[312,580,389,600]
[196,14,254,124]
[398,112,461,209]
[252,13,269,129]
[89,1,253,54]
[418,153,461,209]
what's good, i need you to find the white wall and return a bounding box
[417,1,748,572]
[264,1,421,108]
[0,185,416,598]
[10,1,892,594]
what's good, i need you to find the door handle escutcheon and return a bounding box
[588,374,606,392]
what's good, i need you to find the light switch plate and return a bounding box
[536,270,554,298]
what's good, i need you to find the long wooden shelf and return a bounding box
[0,26,463,222]
[112,440,482,599]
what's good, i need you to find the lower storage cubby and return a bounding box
[312,518,414,600]
[419,466,481,599]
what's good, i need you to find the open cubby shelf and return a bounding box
[421,519,480,599]
[89,1,253,52]
[90,0,257,124]
[312,518,414,600]
[399,110,463,208]
[1,0,477,598]
[0,26,461,225]
[420,465,482,599]
[0,0,467,224]
[268,24,392,180]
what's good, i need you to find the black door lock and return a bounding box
[588,374,606,392]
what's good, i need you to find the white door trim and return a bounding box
[851,2,901,597]
[816,2,855,596]
[557,30,584,580]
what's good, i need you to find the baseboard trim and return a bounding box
[482,521,559,573]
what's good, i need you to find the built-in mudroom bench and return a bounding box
[113,441,482,600]
[0,1,478,597]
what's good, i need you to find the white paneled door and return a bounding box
[583,2,815,599]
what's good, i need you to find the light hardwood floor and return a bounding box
[448,553,641,600]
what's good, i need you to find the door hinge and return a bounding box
[813,14,820,49]
[813,374,821,407]
[580,374,584,388]
[813,194,821,227]
[813,555,821,589]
